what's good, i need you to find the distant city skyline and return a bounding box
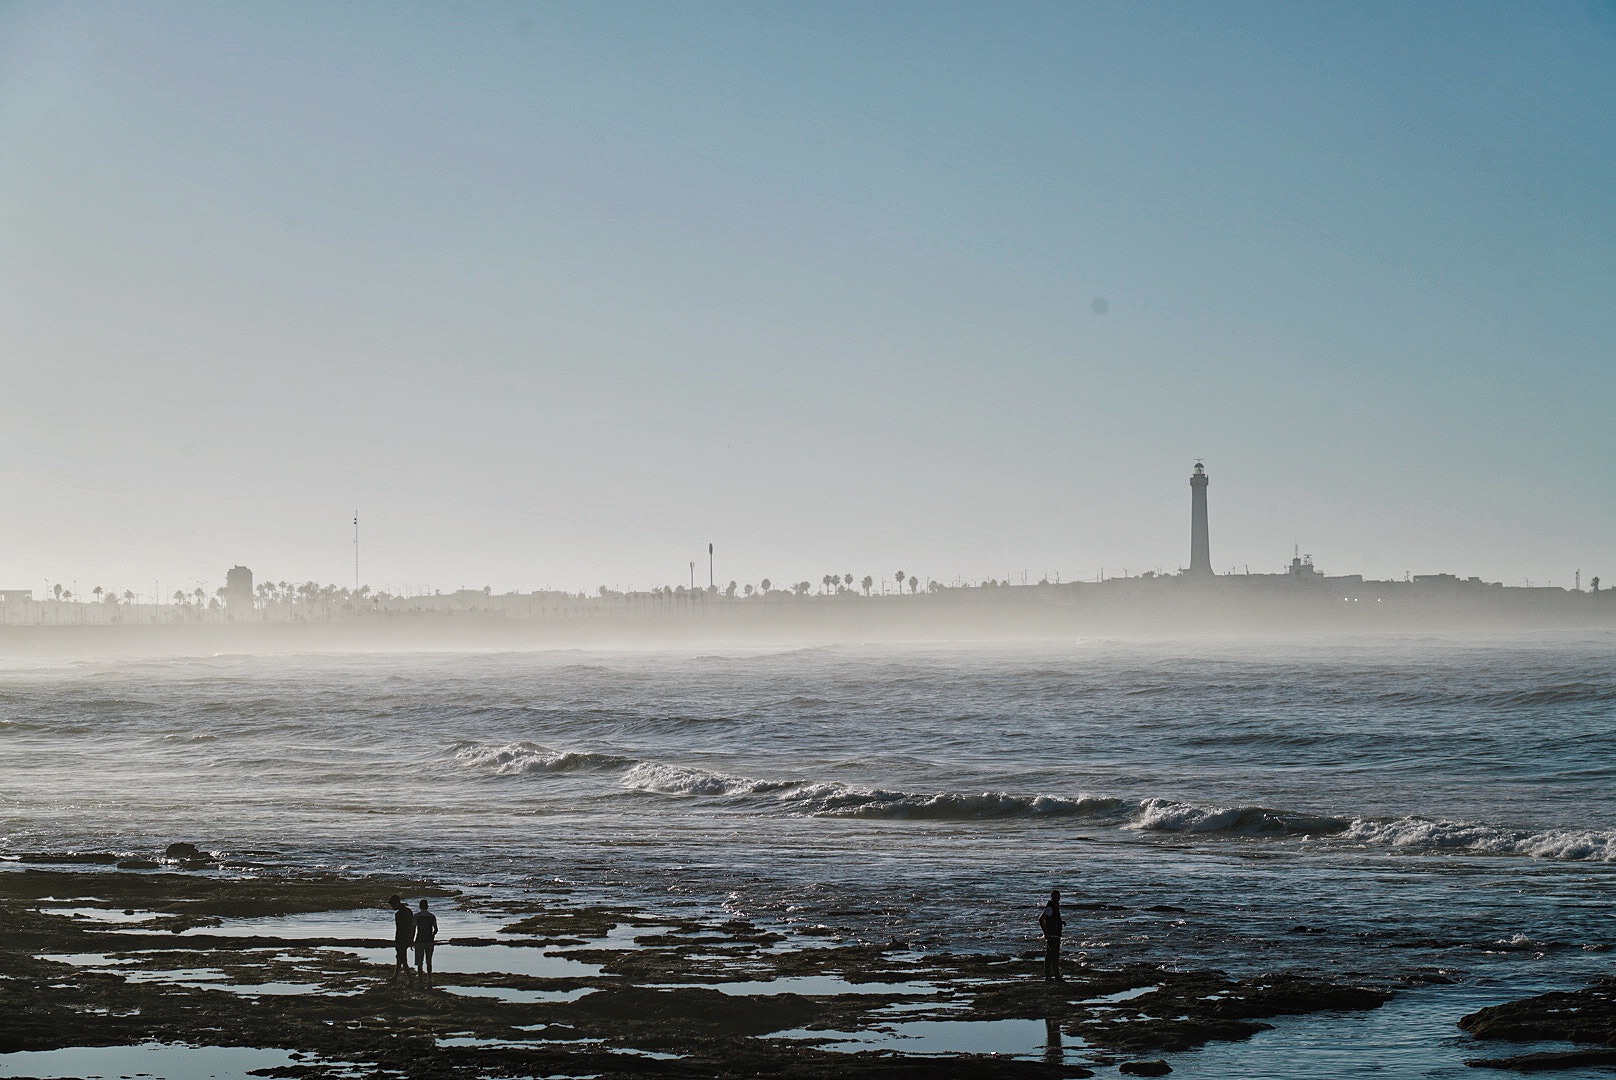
[4,3,1612,594]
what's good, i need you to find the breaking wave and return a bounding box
[619,762,1125,821]
[455,747,1616,863]
[796,786,1125,820]
[1342,817,1616,861]
[619,762,799,797]
[1130,798,1350,838]
[453,742,631,775]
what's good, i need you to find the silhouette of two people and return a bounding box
[387,895,440,987]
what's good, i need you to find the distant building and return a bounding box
[0,589,33,604]
[1288,553,1322,582]
[1188,462,1212,576]
[226,566,254,614]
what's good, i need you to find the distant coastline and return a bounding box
[3,573,1612,656]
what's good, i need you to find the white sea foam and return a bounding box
[619,762,793,797]
[616,764,1119,821]
[453,742,629,775]
[1342,817,1616,861]
[800,787,1121,821]
[1129,799,1348,837]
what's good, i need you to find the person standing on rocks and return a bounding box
[414,898,439,988]
[388,895,414,983]
[1038,889,1064,982]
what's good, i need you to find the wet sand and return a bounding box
[0,863,1404,1078]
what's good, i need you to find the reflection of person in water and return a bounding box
[414,899,439,988]
[1038,889,1064,982]
[388,894,414,983]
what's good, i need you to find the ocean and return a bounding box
[4,631,1615,1076]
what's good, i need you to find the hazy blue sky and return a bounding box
[3,2,1612,596]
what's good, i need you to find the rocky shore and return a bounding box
[1460,980,1616,1072]
[0,862,1399,1078]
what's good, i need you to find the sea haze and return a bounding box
[4,632,1615,1072]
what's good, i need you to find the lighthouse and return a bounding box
[1188,462,1212,577]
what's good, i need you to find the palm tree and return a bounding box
[895,571,904,595]
[744,584,754,597]
[843,573,853,590]
[172,589,187,606]
[908,575,918,594]
[861,575,873,595]
[52,583,63,602]
[92,585,104,603]
[760,578,771,594]
[122,590,134,605]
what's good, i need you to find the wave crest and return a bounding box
[1342,817,1616,861]
[800,787,1123,821]
[1130,799,1349,837]
[618,764,1122,822]
[620,762,796,797]
[454,742,630,775]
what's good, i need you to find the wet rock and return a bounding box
[1459,979,1616,1045]
[0,867,1397,1079]
[564,985,821,1036]
[1120,1061,1172,1076]
[14,851,119,864]
[164,842,205,861]
[1464,1048,1616,1071]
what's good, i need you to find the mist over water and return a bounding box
[5,632,1616,1071]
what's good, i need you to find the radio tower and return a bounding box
[1188,463,1212,577]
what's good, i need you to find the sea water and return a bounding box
[3,631,1615,1075]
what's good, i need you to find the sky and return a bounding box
[2,1,1613,598]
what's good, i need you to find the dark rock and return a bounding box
[0,868,1393,1079]
[563,985,822,1036]
[117,859,160,870]
[1120,1061,1172,1077]
[1102,1016,1269,1053]
[163,842,204,861]
[1464,1048,1616,1071]
[17,851,119,864]
[1201,973,1391,1018]
[1459,980,1616,1045]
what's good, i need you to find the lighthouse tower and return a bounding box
[1188,462,1212,577]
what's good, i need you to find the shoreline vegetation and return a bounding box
[2,575,1614,658]
[0,858,1412,1078]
